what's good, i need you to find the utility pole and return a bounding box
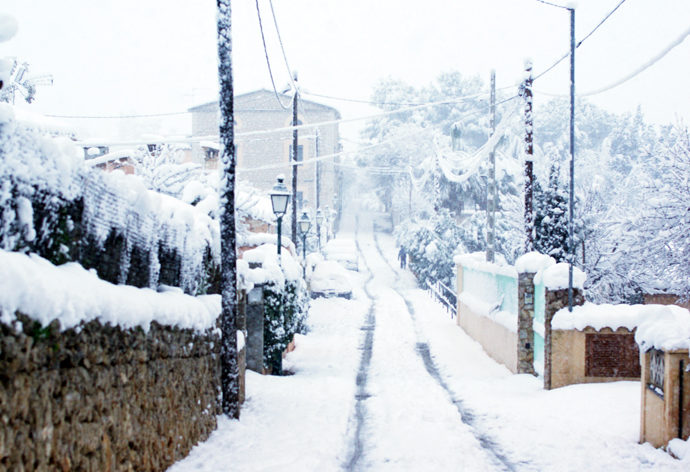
[315,129,321,245]
[486,70,496,263]
[215,0,240,418]
[522,60,534,252]
[291,76,299,246]
[568,8,576,312]
[315,129,321,210]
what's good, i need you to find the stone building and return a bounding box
[189,89,342,214]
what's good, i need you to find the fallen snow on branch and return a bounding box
[0,249,221,333]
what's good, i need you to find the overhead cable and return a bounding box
[268,0,298,93]
[535,25,690,97]
[255,0,292,110]
[534,0,629,82]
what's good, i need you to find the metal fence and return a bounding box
[426,279,457,318]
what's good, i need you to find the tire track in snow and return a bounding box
[343,216,376,471]
[371,230,526,472]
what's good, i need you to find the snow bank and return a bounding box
[535,262,586,290]
[0,249,220,333]
[454,252,517,278]
[515,252,555,274]
[668,437,690,462]
[458,292,516,333]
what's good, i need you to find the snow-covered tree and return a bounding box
[133,143,202,199]
[534,160,569,262]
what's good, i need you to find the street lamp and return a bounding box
[315,208,324,251]
[298,210,312,277]
[270,175,291,256]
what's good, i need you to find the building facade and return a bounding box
[189,89,342,215]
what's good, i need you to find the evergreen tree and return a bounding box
[534,161,569,262]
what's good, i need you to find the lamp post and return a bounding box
[315,208,324,251]
[298,210,312,278]
[323,205,330,242]
[270,175,291,256]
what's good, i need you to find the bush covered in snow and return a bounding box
[240,244,309,374]
[0,108,220,295]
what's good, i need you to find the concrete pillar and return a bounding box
[517,272,536,375]
[640,348,690,448]
[544,287,584,390]
[245,284,265,373]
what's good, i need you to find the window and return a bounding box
[289,144,304,162]
[295,191,303,210]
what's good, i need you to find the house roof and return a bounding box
[188,89,341,118]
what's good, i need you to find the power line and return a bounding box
[236,90,497,138]
[302,90,430,107]
[580,25,690,96]
[255,0,292,110]
[534,0,571,10]
[46,110,190,119]
[534,0,628,81]
[268,0,298,93]
[238,95,520,173]
[535,25,690,97]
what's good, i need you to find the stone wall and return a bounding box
[0,314,222,471]
[517,272,536,375]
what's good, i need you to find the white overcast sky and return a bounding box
[2,0,689,142]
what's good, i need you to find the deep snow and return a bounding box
[169,212,688,471]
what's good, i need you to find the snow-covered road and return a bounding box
[169,212,687,471]
[345,219,510,471]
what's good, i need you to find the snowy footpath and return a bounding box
[169,214,687,471]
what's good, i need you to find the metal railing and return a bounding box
[426,279,457,319]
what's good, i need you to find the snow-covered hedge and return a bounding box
[240,244,308,374]
[0,106,220,295]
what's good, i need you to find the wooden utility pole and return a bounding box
[291,81,299,245]
[215,0,240,418]
[486,70,496,263]
[522,61,534,252]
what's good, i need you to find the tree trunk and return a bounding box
[216,0,240,419]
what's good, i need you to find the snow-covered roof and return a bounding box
[553,302,690,353]
[85,149,136,166]
[189,89,341,117]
